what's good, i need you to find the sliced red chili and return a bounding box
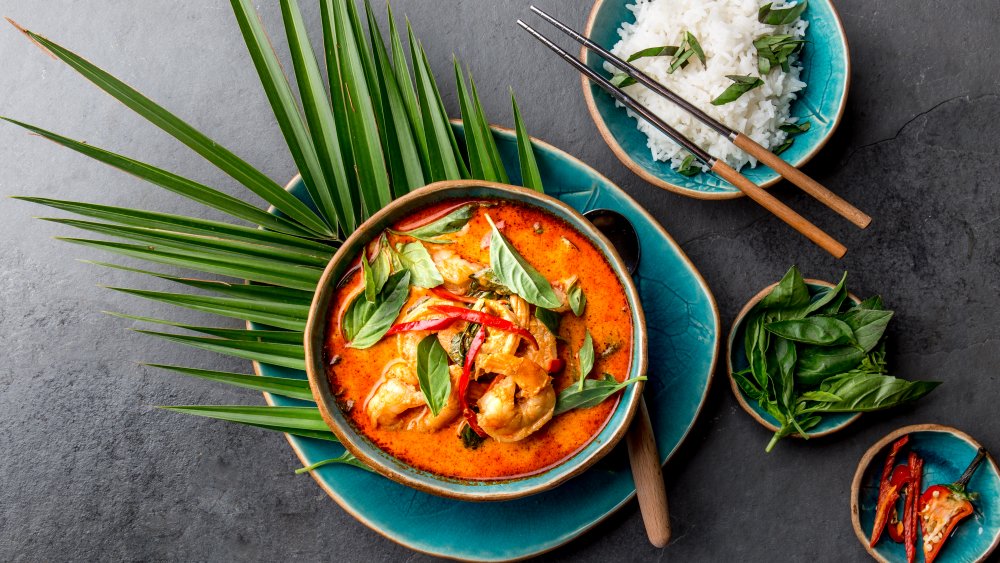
[429,304,538,348]
[903,451,923,563]
[546,358,565,373]
[431,286,478,304]
[460,326,487,437]
[385,316,458,335]
[871,435,911,546]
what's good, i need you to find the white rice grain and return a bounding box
[606,0,807,171]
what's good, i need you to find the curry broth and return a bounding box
[325,200,633,480]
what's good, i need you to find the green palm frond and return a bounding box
[7,0,547,474]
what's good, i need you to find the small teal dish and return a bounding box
[254,124,720,560]
[851,425,1000,563]
[727,278,861,437]
[582,0,851,199]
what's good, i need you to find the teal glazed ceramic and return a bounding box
[727,279,861,437]
[851,425,1000,563]
[253,124,720,560]
[303,180,649,501]
[582,0,851,199]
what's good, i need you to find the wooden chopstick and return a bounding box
[526,5,871,231]
[516,19,848,258]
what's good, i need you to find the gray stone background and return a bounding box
[1,1,998,561]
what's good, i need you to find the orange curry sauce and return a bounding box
[324,199,633,480]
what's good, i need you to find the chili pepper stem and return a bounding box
[955,447,987,488]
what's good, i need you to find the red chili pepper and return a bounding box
[428,305,537,348]
[887,507,905,543]
[903,451,923,563]
[430,286,478,304]
[871,435,911,546]
[460,326,487,437]
[882,463,914,544]
[919,448,986,563]
[384,316,458,335]
[546,358,565,373]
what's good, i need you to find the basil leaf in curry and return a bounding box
[415,333,452,416]
[346,270,411,349]
[711,75,765,106]
[555,374,646,415]
[485,214,561,308]
[392,203,478,242]
[392,241,444,288]
[568,283,587,317]
[363,244,391,303]
[534,307,561,337]
[577,330,594,391]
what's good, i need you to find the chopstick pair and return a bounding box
[517,6,871,259]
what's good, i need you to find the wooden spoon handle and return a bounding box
[627,398,671,548]
[711,160,847,259]
[732,133,872,229]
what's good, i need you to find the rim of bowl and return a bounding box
[581,0,852,200]
[303,179,648,501]
[726,277,862,437]
[849,424,1000,563]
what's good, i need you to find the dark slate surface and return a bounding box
[2,1,998,561]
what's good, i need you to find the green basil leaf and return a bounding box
[795,345,865,385]
[744,311,770,389]
[460,424,485,449]
[856,295,884,310]
[710,75,764,106]
[758,0,808,25]
[555,373,646,415]
[568,283,587,316]
[775,337,797,410]
[765,317,857,346]
[416,333,451,416]
[535,307,561,336]
[485,214,561,308]
[577,330,594,391]
[734,370,766,402]
[792,271,847,317]
[798,390,842,403]
[347,270,411,349]
[685,31,706,64]
[833,308,894,352]
[469,268,513,296]
[773,138,794,155]
[760,266,811,310]
[802,371,940,413]
[342,292,374,341]
[667,48,695,74]
[393,242,444,288]
[393,203,477,242]
[779,120,811,134]
[363,246,390,303]
[677,154,702,176]
[627,45,679,62]
[610,73,637,88]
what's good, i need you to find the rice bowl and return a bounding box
[606,0,809,172]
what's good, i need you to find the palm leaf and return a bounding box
[148,364,314,402]
[455,61,499,182]
[14,197,336,254]
[106,287,309,331]
[295,452,371,474]
[5,22,332,237]
[365,0,425,195]
[136,330,306,370]
[61,238,322,291]
[2,119,316,237]
[44,218,331,267]
[329,0,392,217]
[409,29,462,182]
[84,261,313,305]
[280,0,357,233]
[387,7,427,171]
[470,77,510,184]
[107,312,304,345]
[160,406,336,442]
[230,0,340,233]
[512,94,544,192]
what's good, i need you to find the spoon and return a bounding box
[584,209,670,548]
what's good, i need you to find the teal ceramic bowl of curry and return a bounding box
[304,180,648,501]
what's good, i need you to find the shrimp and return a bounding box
[523,316,559,371]
[475,353,555,442]
[365,360,462,432]
[394,297,453,362]
[474,295,531,374]
[432,249,483,294]
[549,275,579,313]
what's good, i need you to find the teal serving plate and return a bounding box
[727,278,861,437]
[851,425,1000,563]
[582,0,850,199]
[253,124,720,560]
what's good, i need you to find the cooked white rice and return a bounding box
[607,0,808,171]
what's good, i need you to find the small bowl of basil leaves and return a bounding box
[726,267,941,452]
